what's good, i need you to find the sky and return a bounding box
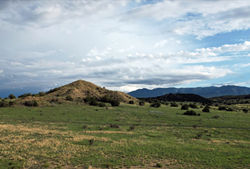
[1,0,250,98]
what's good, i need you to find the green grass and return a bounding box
[0,103,249,168]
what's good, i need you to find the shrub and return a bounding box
[181,104,189,110]
[99,102,106,107]
[218,106,227,110]
[129,100,134,104]
[150,101,161,108]
[0,101,9,108]
[66,96,73,101]
[189,103,198,108]
[242,109,248,113]
[39,92,46,96]
[110,99,120,106]
[156,163,163,168]
[202,106,210,112]
[84,96,92,102]
[139,100,145,106]
[9,101,15,106]
[171,102,178,107]
[227,108,233,111]
[183,110,197,116]
[9,94,16,99]
[24,100,39,107]
[89,98,98,106]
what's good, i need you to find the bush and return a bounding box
[110,99,120,106]
[181,104,189,110]
[0,101,9,107]
[189,103,198,108]
[183,110,197,116]
[84,96,92,102]
[89,100,98,106]
[150,101,161,108]
[39,92,46,96]
[99,102,106,107]
[171,102,178,107]
[24,100,39,107]
[9,94,16,99]
[202,106,210,112]
[227,108,233,111]
[242,109,248,113]
[139,100,145,106]
[218,106,227,110]
[100,95,120,106]
[66,96,73,101]
[129,100,134,104]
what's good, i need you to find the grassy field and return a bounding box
[0,102,249,169]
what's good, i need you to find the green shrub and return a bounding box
[9,94,16,99]
[218,106,227,110]
[99,102,106,107]
[171,102,178,107]
[110,99,120,106]
[243,109,248,113]
[139,100,145,106]
[150,101,161,108]
[181,104,189,110]
[24,100,39,107]
[202,105,210,112]
[0,101,9,108]
[183,110,197,116]
[39,92,46,96]
[129,100,134,104]
[66,96,73,101]
[156,163,163,168]
[189,103,198,108]
[227,108,233,111]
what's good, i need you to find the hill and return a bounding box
[45,80,136,102]
[142,93,211,104]
[10,80,137,106]
[128,85,250,98]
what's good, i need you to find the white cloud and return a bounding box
[121,1,250,38]
[0,70,3,73]
[154,40,167,48]
[234,63,250,68]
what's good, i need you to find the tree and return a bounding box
[9,94,16,99]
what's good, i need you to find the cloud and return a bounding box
[0,1,127,28]
[234,63,250,68]
[121,1,250,39]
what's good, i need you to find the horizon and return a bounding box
[1,0,250,98]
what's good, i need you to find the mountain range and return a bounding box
[127,85,250,98]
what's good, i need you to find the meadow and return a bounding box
[0,102,249,169]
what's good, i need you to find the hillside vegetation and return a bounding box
[0,80,137,107]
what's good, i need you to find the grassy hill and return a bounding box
[4,80,137,107]
[45,80,136,102]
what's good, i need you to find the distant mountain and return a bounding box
[128,86,250,98]
[144,93,211,104]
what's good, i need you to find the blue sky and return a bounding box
[0,0,250,98]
